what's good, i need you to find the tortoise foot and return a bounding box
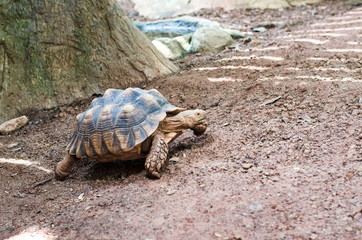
[145,135,169,179]
[55,154,78,181]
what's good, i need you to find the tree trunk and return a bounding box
[0,0,179,123]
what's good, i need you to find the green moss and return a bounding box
[0,1,53,98]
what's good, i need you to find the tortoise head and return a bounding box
[178,109,208,136]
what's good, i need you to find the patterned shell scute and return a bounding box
[67,88,184,158]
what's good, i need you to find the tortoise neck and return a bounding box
[159,114,189,133]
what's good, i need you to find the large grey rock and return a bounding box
[173,34,192,52]
[152,38,188,60]
[136,16,245,39]
[190,26,235,53]
[141,17,244,59]
[222,28,246,39]
[135,16,221,36]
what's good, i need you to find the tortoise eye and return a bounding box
[196,113,200,116]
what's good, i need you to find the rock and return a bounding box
[345,170,355,180]
[310,233,318,240]
[0,116,28,134]
[242,163,253,170]
[252,27,267,32]
[310,196,319,201]
[136,16,245,41]
[135,16,221,36]
[214,232,223,238]
[138,16,244,58]
[166,189,177,195]
[243,37,252,44]
[173,34,192,52]
[152,37,188,60]
[0,142,19,149]
[190,26,235,53]
[357,166,362,177]
[170,157,181,162]
[220,28,246,39]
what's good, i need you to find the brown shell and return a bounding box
[67,88,184,158]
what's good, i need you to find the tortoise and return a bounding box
[55,88,207,179]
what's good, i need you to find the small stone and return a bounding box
[346,170,355,180]
[170,157,180,162]
[357,166,362,176]
[6,142,19,149]
[252,27,267,32]
[221,122,230,127]
[242,163,253,170]
[167,189,177,195]
[0,116,28,134]
[214,232,223,238]
[346,226,353,232]
[310,196,319,201]
[78,193,85,200]
[310,233,318,239]
[243,37,252,44]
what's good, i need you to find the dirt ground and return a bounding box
[1,1,361,239]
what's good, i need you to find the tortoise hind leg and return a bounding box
[145,134,169,178]
[55,154,78,180]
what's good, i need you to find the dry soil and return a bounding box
[0,1,361,239]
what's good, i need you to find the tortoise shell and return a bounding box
[67,88,184,158]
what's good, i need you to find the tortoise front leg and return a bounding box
[144,134,169,178]
[55,154,78,180]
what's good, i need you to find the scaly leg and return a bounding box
[144,134,169,178]
[55,154,78,180]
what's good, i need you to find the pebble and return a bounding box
[166,189,177,195]
[0,116,28,134]
[346,226,353,232]
[214,232,223,238]
[345,170,355,180]
[310,196,319,201]
[242,163,253,170]
[7,142,19,148]
[252,27,267,32]
[243,37,252,44]
[170,157,180,162]
[310,233,318,239]
[78,193,85,200]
